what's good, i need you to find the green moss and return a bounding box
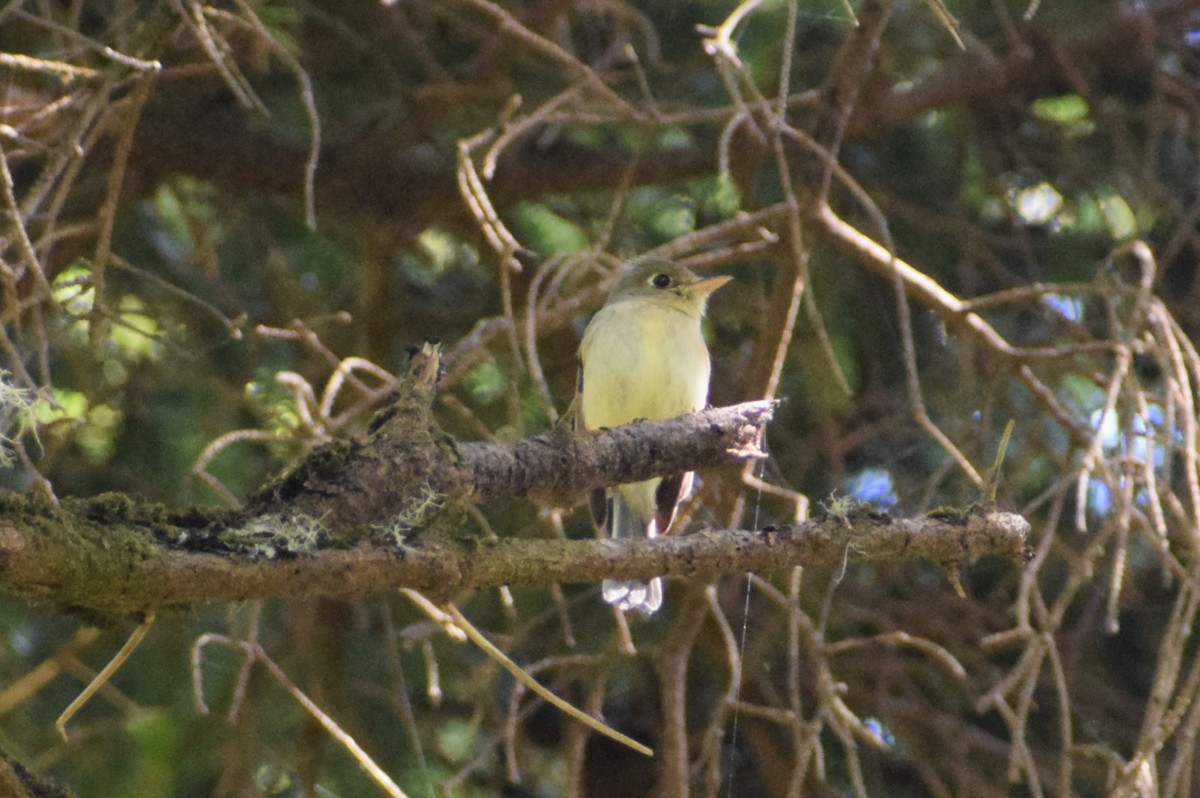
[217,513,329,558]
[925,506,971,524]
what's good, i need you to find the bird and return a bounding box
[578,260,731,615]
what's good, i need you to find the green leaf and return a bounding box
[511,202,590,254]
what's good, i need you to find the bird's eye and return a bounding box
[651,273,672,289]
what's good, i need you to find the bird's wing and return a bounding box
[575,358,611,528]
[654,472,693,536]
[590,488,609,530]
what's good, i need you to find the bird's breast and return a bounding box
[580,300,711,430]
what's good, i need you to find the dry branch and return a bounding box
[460,400,776,500]
[0,489,1027,622]
[249,342,774,528]
[0,343,1029,621]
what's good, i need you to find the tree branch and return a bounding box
[0,342,1028,622]
[249,342,775,531]
[108,0,1189,243]
[0,493,1027,622]
[0,337,1030,621]
[460,400,776,501]
[846,0,1190,136]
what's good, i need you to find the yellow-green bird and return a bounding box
[579,261,731,615]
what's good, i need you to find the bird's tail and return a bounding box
[602,493,663,615]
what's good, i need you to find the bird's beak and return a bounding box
[690,274,732,296]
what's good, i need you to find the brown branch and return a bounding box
[128,93,715,233]
[460,400,776,501]
[120,0,1186,234]
[0,339,1028,622]
[846,0,1192,137]
[0,491,1028,622]
[250,342,775,531]
[658,586,709,797]
[0,751,68,798]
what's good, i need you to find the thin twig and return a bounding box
[444,603,653,757]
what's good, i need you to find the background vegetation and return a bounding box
[2,0,1200,795]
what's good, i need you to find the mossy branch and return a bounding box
[247,342,775,534]
[0,346,1028,622]
[0,490,1028,622]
